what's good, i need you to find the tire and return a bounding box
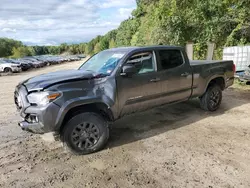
[200,84,222,111]
[4,67,12,73]
[62,112,109,155]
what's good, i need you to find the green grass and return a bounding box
[231,79,250,91]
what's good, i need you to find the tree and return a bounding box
[99,37,109,51]
[79,43,86,54]
[27,46,36,56]
[59,43,68,54]
[0,38,22,57]
[115,18,140,46]
[105,30,118,41]
[109,38,116,48]
[47,46,60,55]
[94,43,101,54]
[85,43,94,55]
[2,1,250,60]
[12,46,32,58]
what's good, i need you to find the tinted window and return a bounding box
[158,50,183,70]
[126,51,155,74]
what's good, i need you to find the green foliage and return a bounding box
[105,30,118,41]
[0,38,22,57]
[94,43,101,54]
[109,38,116,48]
[83,0,250,60]
[47,46,60,55]
[0,37,87,58]
[115,18,140,46]
[59,43,68,54]
[85,43,94,55]
[99,37,109,51]
[12,46,32,58]
[1,1,250,59]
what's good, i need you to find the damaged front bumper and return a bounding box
[15,85,61,134]
[18,120,44,134]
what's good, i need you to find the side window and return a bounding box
[158,50,183,70]
[126,51,155,74]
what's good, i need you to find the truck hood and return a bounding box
[21,69,95,92]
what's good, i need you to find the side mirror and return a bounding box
[120,64,137,77]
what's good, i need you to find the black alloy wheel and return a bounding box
[71,122,100,150]
[200,84,222,111]
[62,112,109,155]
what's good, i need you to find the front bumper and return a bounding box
[18,121,45,134]
[15,85,61,134]
[22,103,61,134]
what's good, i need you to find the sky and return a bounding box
[0,0,136,45]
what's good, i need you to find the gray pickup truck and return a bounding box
[14,46,235,154]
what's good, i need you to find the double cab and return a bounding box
[14,46,235,154]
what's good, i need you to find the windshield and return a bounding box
[79,51,125,75]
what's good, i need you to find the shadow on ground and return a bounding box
[107,88,250,149]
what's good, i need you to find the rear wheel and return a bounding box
[4,67,12,73]
[62,112,109,155]
[200,84,222,111]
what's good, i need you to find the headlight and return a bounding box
[27,91,61,106]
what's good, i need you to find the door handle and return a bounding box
[150,78,161,82]
[181,72,189,77]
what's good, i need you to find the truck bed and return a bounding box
[188,60,234,98]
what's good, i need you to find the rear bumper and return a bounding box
[226,77,234,88]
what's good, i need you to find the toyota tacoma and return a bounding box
[14,46,235,155]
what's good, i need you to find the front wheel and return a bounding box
[200,84,222,111]
[4,67,12,73]
[62,112,109,155]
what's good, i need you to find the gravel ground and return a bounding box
[0,61,250,188]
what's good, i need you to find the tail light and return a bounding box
[232,63,236,73]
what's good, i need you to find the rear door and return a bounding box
[156,49,193,103]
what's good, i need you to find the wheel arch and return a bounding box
[57,102,114,134]
[4,67,12,72]
[203,76,225,94]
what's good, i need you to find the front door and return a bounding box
[116,51,162,117]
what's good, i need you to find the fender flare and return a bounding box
[54,97,113,130]
[202,74,226,95]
